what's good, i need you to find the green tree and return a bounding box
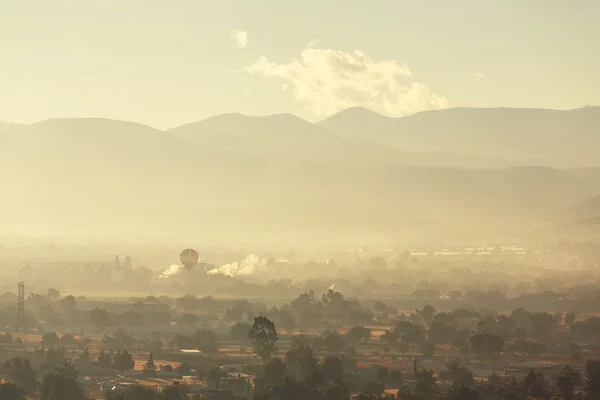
[362,381,385,397]
[40,373,85,400]
[59,333,77,346]
[89,308,110,330]
[421,341,435,358]
[324,333,345,353]
[585,359,600,400]
[79,348,89,362]
[3,357,37,393]
[415,369,437,394]
[96,349,112,368]
[345,326,371,344]
[145,352,156,371]
[249,316,279,364]
[113,350,134,371]
[421,305,437,325]
[325,378,349,400]
[469,333,504,359]
[230,322,252,341]
[55,361,78,380]
[41,332,60,347]
[264,358,287,385]
[321,355,344,382]
[375,366,389,384]
[555,365,580,400]
[0,382,26,400]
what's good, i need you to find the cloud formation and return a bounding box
[476,72,486,79]
[243,44,448,117]
[230,30,248,49]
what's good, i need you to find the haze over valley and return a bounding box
[1,2,600,399]
[1,106,599,244]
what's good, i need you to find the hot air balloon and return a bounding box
[180,249,199,271]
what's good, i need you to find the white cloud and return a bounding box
[476,72,486,79]
[243,44,448,117]
[230,30,248,49]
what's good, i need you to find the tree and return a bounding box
[376,366,389,384]
[55,361,78,380]
[390,370,403,385]
[380,330,396,345]
[363,381,385,397]
[444,362,475,388]
[89,308,110,330]
[150,338,163,354]
[555,365,580,400]
[311,337,325,353]
[264,358,287,385]
[249,316,279,364]
[194,330,218,353]
[96,349,112,368]
[230,322,252,341]
[41,332,60,347]
[394,321,424,345]
[321,355,344,382]
[176,362,192,376]
[60,295,77,313]
[447,385,478,400]
[421,305,437,325]
[3,357,37,393]
[283,314,296,334]
[523,370,548,399]
[113,349,134,371]
[324,333,345,353]
[40,373,85,400]
[48,288,60,301]
[448,290,463,301]
[469,333,504,359]
[79,348,89,362]
[585,359,600,400]
[181,313,200,326]
[0,382,26,400]
[565,312,577,326]
[421,342,435,358]
[0,332,14,344]
[59,333,77,346]
[145,352,156,371]
[285,346,319,379]
[415,369,437,394]
[346,326,371,344]
[326,379,350,400]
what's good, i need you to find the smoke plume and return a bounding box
[207,254,266,277]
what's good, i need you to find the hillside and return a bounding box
[1,114,600,244]
[568,194,600,221]
[168,113,404,166]
[319,106,600,168]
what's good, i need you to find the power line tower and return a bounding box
[17,281,25,330]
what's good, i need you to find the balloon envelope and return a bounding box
[180,249,199,271]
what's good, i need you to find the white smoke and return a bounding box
[207,254,266,277]
[159,264,183,279]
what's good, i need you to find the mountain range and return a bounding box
[1,106,599,244]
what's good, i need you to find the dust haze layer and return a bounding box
[1,107,600,245]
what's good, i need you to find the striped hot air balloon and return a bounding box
[180,249,199,271]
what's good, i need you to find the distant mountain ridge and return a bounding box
[319,106,600,168]
[1,107,600,242]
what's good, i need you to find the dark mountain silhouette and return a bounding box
[319,106,600,168]
[1,112,600,243]
[168,113,404,166]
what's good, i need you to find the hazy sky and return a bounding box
[1,0,598,128]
